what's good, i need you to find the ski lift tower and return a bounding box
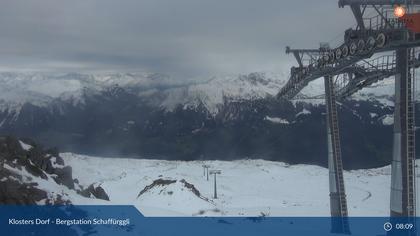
[209,170,222,199]
[284,44,350,233]
[203,165,210,181]
[278,0,420,233]
[338,0,418,219]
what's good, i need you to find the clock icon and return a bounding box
[384,222,393,232]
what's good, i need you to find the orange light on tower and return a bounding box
[394,5,406,18]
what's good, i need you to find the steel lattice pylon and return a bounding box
[278,1,419,234]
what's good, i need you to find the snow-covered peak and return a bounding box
[0,71,289,116]
[0,72,181,114]
[0,71,407,117]
[0,72,83,114]
[158,72,287,114]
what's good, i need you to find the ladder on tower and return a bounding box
[325,76,350,234]
[407,49,416,217]
[329,80,348,216]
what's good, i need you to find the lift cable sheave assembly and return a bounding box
[277,0,420,234]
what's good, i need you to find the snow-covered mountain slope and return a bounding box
[299,77,400,107]
[61,153,420,217]
[150,73,287,114]
[352,79,396,107]
[0,72,286,115]
[0,72,404,167]
[0,71,402,117]
[0,72,180,114]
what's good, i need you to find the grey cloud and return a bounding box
[0,0,355,78]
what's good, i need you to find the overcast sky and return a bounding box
[0,0,355,79]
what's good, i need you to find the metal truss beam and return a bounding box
[350,4,365,30]
[277,1,419,226]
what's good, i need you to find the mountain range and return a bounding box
[0,71,412,169]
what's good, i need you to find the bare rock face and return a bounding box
[0,182,47,204]
[137,178,211,203]
[0,136,107,205]
[137,179,177,198]
[53,166,75,190]
[80,184,110,201]
[0,168,47,204]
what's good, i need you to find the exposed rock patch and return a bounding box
[0,136,109,205]
[179,179,210,202]
[137,178,211,203]
[80,184,110,201]
[137,179,176,198]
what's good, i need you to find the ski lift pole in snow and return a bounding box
[202,165,210,180]
[209,170,221,199]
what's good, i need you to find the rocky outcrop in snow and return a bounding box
[81,184,110,201]
[137,178,211,204]
[0,136,110,205]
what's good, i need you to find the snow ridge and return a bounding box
[61,152,420,217]
[0,72,406,118]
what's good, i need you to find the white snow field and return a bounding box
[61,153,420,217]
